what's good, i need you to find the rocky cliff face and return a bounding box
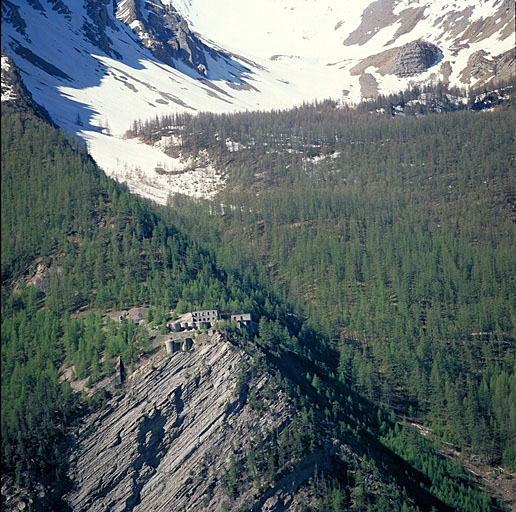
[63,335,304,511]
[1,53,54,123]
[392,40,441,78]
[460,48,515,86]
[349,39,442,96]
[83,0,121,59]
[62,324,445,511]
[116,0,209,75]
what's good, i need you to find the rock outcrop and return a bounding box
[460,48,515,86]
[392,40,441,77]
[494,49,515,83]
[349,40,442,88]
[1,53,54,123]
[63,337,298,511]
[83,0,121,59]
[116,0,209,76]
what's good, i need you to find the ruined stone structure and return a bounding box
[191,310,220,325]
[165,336,195,354]
[165,310,254,354]
[119,307,147,326]
[183,338,193,352]
[171,310,221,331]
[231,313,254,331]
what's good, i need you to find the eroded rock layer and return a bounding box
[393,40,441,77]
[63,338,293,511]
[116,0,209,75]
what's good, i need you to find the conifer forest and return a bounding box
[1,83,515,511]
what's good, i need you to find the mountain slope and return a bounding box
[1,0,514,203]
[1,53,54,123]
[146,102,516,486]
[0,102,265,502]
[1,99,509,510]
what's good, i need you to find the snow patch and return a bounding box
[225,138,246,152]
[1,55,17,102]
[84,133,225,204]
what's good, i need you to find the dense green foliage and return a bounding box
[1,288,78,486]
[1,96,512,512]
[221,321,501,511]
[0,112,260,489]
[150,103,515,471]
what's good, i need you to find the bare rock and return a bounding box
[1,53,54,123]
[491,48,515,84]
[83,0,121,59]
[116,0,209,75]
[62,340,295,511]
[359,73,379,98]
[349,39,442,92]
[460,48,515,86]
[392,40,441,77]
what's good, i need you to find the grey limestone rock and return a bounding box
[83,0,121,59]
[1,53,55,123]
[393,40,441,77]
[116,0,209,75]
[63,338,295,511]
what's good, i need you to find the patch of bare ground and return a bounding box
[154,166,187,175]
[499,14,515,40]
[435,7,474,41]
[460,50,492,84]
[386,7,427,45]
[359,73,379,98]
[343,0,396,46]
[440,61,452,85]
[459,458,516,511]
[226,80,259,92]
[350,48,397,76]
[12,258,62,294]
[469,8,514,45]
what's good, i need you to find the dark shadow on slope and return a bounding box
[10,38,72,80]
[126,409,167,501]
[255,342,455,512]
[2,0,258,139]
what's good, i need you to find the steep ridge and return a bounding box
[1,52,53,122]
[64,338,297,511]
[116,0,210,75]
[60,322,508,511]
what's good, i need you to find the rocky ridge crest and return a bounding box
[392,40,441,78]
[1,53,54,123]
[116,0,209,75]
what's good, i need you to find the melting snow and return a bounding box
[1,0,513,202]
[84,133,225,204]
